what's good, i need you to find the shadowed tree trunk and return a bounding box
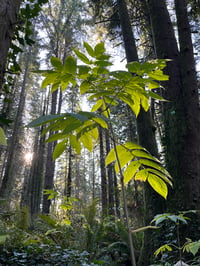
[174,0,200,211]
[0,0,21,91]
[42,90,58,214]
[99,126,108,217]
[148,0,200,211]
[105,130,115,216]
[0,49,30,201]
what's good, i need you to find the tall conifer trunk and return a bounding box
[42,90,58,214]
[147,0,200,211]
[0,0,21,91]
[99,127,108,217]
[174,0,200,210]
[0,49,30,201]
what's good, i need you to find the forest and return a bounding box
[0,0,200,265]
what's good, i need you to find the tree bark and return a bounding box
[0,0,21,91]
[105,130,115,216]
[148,0,200,211]
[174,0,200,210]
[0,49,30,200]
[99,126,108,217]
[42,90,58,214]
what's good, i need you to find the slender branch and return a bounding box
[104,101,137,266]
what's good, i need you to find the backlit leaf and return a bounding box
[106,148,116,166]
[135,169,149,181]
[64,56,77,74]
[124,161,141,184]
[53,139,68,160]
[69,135,81,154]
[0,127,7,145]
[84,42,95,57]
[74,49,91,64]
[50,57,63,71]
[94,42,105,57]
[80,133,93,152]
[41,73,58,88]
[154,244,172,257]
[148,174,168,199]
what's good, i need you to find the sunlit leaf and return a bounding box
[94,42,105,57]
[80,80,91,94]
[50,57,63,71]
[41,73,58,88]
[106,148,116,166]
[46,132,68,143]
[92,117,108,129]
[64,56,77,74]
[124,161,141,184]
[79,133,93,152]
[91,99,103,112]
[154,244,172,257]
[114,145,133,173]
[148,174,168,199]
[148,70,169,81]
[69,135,81,154]
[53,139,68,160]
[135,169,149,181]
[74,49,91,64]
[0,127,7,145]
[84,42,95,57]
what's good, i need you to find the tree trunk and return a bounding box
[174,0,200,210]
[0,49,30,200]
[148,0,200,210]
[21,128,46,220]
[42,90,58,214]
[99,126,108,217]
[105,130,115,216]
[66,146,72,198]
[0,0,21,91]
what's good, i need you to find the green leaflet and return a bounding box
[50,57,63,71]
[46,132,68,143]
[91,99,103,112]
[154,244,172,257]
[0,127,7,145]
[78,65,91,77]
[74,49,91,64]
[123,161,141,184]
[27,114,64,127]
[53,139,68,160]
[64,56,77,74]
[148,70,169,81]
[135,169,149,182]
[94,42,105,57]
[79,133,93,152]
[148,173,168,199]
[69,135,81,154]
[84,42,95,57]
[41,72,59,88]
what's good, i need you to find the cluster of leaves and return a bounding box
[0,198,134,265]
[36,199,134,265]
[152,211,200,264]
[0,244,97,266]
[29,42,172,198]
